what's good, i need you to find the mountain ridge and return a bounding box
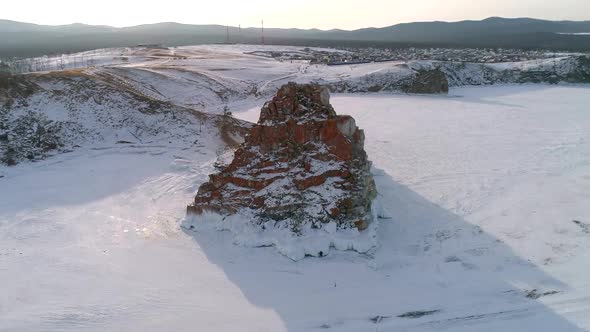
[1,17,590,58]
[2,17,590,33]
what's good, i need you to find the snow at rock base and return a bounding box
[182,209,381,261]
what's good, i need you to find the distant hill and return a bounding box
[1,17,590,58]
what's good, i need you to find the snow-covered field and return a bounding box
[1,84,589,331]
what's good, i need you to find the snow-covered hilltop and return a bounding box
[5,45,590,96]
[2,45,589,165]
[0,67,248,165]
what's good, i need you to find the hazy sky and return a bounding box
[3,0,590,29]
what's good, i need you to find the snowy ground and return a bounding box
[1,85,590,331]
[9,45,586,115]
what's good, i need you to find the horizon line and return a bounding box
[2,15,590,32]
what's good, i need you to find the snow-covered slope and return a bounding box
[0,70,248,165]
[1,85,589,331]
[6,45,589,113]
[83,46,588,96]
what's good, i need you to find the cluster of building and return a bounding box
[266,47,567,65]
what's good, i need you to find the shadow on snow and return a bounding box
[185,167,584,331]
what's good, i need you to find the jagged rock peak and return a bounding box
[258,82,336,125]
[187,82,376,233]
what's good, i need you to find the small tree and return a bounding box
[223,105,232,117]
[0,61,10,73]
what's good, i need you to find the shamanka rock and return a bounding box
[187,83,376,232]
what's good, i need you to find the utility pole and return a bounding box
[261,20,265,45]
[226,25,230,44]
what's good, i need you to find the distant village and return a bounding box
[1,46,585,75]
[249,47,573,65]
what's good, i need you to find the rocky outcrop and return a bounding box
[437,55,590,86]
[0,72,38,106]
[322,56,590,94]
[566,55,590,83]
[188,83,376,232]
[402,69,449,94]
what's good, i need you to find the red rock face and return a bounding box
[187,82,376,232]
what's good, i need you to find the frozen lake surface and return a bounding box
[1,85,589,331]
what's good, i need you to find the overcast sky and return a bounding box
[2,0,590,29]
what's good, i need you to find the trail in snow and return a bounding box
[1,85,589,331]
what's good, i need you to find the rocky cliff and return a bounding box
[188,83,376,233]
[402,69,449,94]
[321,55,590,93]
